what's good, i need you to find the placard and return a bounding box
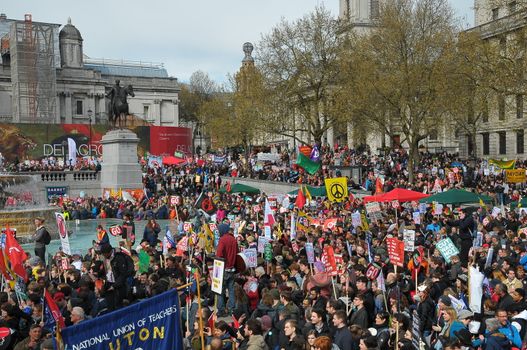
[183,222,192,233]
[257,236,268,253]
[412,212,421,225]
[108,226,122,239]
[412,310,421,350]
[243,248,257,268]
[264,243,273,262]
[211,258,225,294]
[506,169,526,183]
[351,212,362,227]
[306,242,315,264]
[55,212,71,255]
[386,237,405,267]
[403,229,415,252]
[433,203,443,216]
[290,213,297,240]
[436,237,460,263]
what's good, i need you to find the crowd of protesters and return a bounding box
[3,146,527,350]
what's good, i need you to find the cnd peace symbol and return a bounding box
[330,183,345,200]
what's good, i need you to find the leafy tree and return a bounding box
[257,6,346,145]
[341,0,459,181]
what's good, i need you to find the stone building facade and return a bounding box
[464,1,527,160]
[0,14,179,127]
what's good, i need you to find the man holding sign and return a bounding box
[216,223,238,317]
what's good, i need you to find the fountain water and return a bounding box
[0,174,57,242]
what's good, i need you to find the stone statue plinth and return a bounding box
[100,129,142,191]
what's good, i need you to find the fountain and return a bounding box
[0,174,57,242]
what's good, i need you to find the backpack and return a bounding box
[42,228,51,245]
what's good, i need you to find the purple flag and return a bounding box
[310,145,320,162]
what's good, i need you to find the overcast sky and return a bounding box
[2,0,474,84]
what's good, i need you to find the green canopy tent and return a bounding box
[288,186,327,197]
[419,188,493,205]
[219,183,260,194]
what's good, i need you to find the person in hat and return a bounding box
[216,223,238,317]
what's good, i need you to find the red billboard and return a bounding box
[0,123,192,162]
[149,126,193,156]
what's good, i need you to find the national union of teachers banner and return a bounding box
[61,289,183,350]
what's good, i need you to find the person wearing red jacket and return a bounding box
[216,223,238,317]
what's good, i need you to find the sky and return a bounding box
[2,0,474,84]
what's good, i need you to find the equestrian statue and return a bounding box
[106,79,135,129]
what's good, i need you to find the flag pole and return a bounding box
[195,272,206,350]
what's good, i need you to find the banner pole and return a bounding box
[331,276,337,300]
[195,274,205,350]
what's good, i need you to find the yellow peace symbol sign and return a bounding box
[330,183,345,200]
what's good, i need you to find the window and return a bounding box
[482,132,490,155]
[517,94,524,118]
[517,130,524,154]
[76,100,83,115]
[509,1,517,14]
[143,105,150,118]
[492,8,499,20]
[499,131,507,154]
[498,95,506,120]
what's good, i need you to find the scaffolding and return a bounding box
[10,14,56,123]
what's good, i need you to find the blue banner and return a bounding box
[62,289,183,350]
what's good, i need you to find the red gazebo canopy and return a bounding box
[363,188,429,203]
[162,156,186,166]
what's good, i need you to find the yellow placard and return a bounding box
[325,177,348,202]
[506,169,526,183]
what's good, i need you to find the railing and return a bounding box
[22,171,101,182]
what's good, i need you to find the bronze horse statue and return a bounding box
[107,83,135,129]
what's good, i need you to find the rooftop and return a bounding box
[84,57,169,78]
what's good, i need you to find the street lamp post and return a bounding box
[87,109,93,157]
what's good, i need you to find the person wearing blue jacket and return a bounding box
[432,307,465,349]
[496,309,522,348]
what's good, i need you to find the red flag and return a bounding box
[295,188,306,209]
[232,315,240,329]
[43,290,66,330]
[5,227,27,281]
[226,181,232,193]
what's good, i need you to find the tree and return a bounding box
[257,6,346,145]
[341,0,459,181]
[179,70,218,123]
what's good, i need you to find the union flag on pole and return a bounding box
[43,290,66,332]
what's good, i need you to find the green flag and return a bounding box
[489,159,516,169]
[296,152,321,175]
[138,250,151,273]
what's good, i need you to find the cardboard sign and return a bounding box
[211,259,225,294]
[387,237,405,267]
[433,203,443,216]
[243,248,258,268]
[436,237,460,263]
[169,196,179,206]
[183,222,192,233]
[264,243,273,262]
[506,169,526,183]
[403,229,415,252]
[391,200,400,209]
[351,212,362,227]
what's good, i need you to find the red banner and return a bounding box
[387,237,405,267]
[322,246,338,276]
[323,218,338,231]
